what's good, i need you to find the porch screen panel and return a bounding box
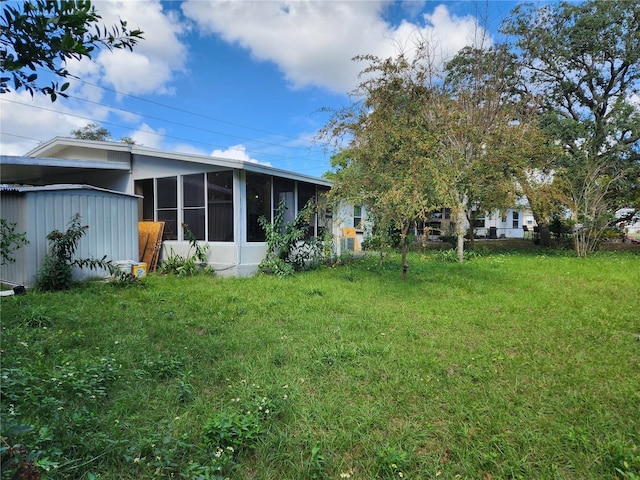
[183,173,205,240]
[317,187,331,238]
[273,177,295,227]
[298,182,317,237]
[246,172,271,242]
[157,176,177,240]
[207,171,234,241]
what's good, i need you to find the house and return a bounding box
[419,203,537,241]
[468,206,537,239]
[1,137,351,283]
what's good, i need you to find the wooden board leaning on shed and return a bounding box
[138,221,164,271]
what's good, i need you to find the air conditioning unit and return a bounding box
[341,237,355,251]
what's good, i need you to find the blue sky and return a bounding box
[1,0,529,178]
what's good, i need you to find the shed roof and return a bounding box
[0,183,140,198]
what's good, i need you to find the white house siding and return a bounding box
[0,186,138,287]
[469,209,534,239]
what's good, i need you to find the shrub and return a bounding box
[158,224,210,276]
[0,219,28,265]
[36,214,118,291]
[258,199,323,276]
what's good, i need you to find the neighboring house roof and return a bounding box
[23,137,332,187]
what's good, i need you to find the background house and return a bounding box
[423,203,536,241]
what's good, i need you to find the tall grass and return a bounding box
[1,250,639,479]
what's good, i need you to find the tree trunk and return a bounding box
[538,223,551,247]
[574,227,599,257]
[400,222,410,280]
[457,233,465,263]
[465,211,475,250]
[467,226,475,250]
[456,209,466,263]
[400,237,409,280]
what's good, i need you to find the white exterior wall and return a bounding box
[474,209,530,239]
[333,203,371,255]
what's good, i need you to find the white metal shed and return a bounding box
[0,184,139,287]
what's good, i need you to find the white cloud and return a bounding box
[181,1,487,94]
[0,91,109,155]
[0,1,188,155]
[210,144,271,166]
[67,0,189,96]
[130,123,165,148]
[400,0,427,17]
[170,143,208,156]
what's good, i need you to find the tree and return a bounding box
[320,39,556,274]
[1,0,143,101]
[70,123,137,143]
[502,0,640,256]
[508,119,568,247]
[71,122,111,140]
[320,44,440,279]
[438,43,535,260]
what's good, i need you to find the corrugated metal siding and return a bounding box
[0,193,30,285]
[1,189,137,286]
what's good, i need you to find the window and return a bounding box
[472,212,485,228]
[208,171,234,241]
[512,211,519,229]
[246,172,271,242]
[354,205,362,230]
[444,208,451,220]
[183,173,205,240]
[157,176,177,240]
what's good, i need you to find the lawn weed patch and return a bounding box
[1,251,638,479]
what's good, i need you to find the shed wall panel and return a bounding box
[0,194,30,285]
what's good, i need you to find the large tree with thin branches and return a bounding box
[502,0,640,255]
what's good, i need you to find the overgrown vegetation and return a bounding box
[258,199,324,276]
[35,214,119,291]
[0,219,28,265]
[158,224,211,276]
[1,251,638,479]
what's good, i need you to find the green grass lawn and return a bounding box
[1,250,639,479]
